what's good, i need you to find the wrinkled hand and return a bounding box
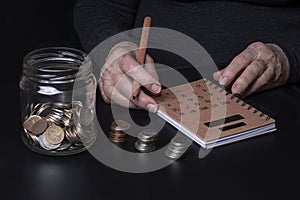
[99,41,161,112]
[213,42,290,96]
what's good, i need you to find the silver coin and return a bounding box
[56,141,72,151]
[52,102,72,110]
[65,125,81,144]
[38,133,61,150]
[170,135,193,147]
[79,106,94,126]
[135,141,156,152]
[74,121,93,143]
[50,108,71,127]
[167,145,188,154]
[137,129,158,143]
[24,128,39,145]
[35,103,52,116]
[164,148,184,159]
[45,113,62,126]
[135,140,155,148]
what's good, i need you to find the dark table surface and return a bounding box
[3,80,300,200]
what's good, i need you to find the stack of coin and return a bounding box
[165,134,193,159]
[23,102,96,152]
[108,120,130,143]
[135,129,158,153]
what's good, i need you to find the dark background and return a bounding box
[2,1,299,199]
[4,0,81,85]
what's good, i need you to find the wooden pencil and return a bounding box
[132,16,151,100]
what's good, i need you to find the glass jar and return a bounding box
[19,47,97,156]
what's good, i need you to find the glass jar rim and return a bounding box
[23,47,91,84]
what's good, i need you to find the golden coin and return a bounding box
[111,120,130,132]
[24,115,48,135]
[24,115,43,132]
[31,118,48,136]
[109,131,127,138]
[44,124,65,145]
[109,135,127,143]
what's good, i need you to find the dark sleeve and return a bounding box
[276,42,300,83]
[73,0,140,53]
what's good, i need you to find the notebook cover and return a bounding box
[153,78,276,145]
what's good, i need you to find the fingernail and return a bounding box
[213,71,221,80]
[234,84,241,94]
[147,103,158,113]
[151,84,160,93]
[219,76,228,86]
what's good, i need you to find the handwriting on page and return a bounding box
[156,80,230,117]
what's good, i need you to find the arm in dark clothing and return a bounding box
[73,0,140,52]
[276,42,300,83]
[74,0,300,84]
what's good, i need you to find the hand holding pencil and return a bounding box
[98,16,161,112]
[132,16,152,100]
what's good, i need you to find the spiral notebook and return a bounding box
[153,78,276,148]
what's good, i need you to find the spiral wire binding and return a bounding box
[203,78,274,121]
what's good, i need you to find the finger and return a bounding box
[102,79,137,108]
[120,54,161,94]
[113,69,137,100]
[145,54,159,81]
[100,61,141,108]
[231,59,266,95]
[134,90,158,112]
[242,66,275,96]
[99,76,111,103]
[144,56,161,95]
[219,46,257,86]
[213,69,225,81]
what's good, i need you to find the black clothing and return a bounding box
[74,0,300,83]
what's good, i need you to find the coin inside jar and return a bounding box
[79,106,94,126]
[44,124,65,145]
[39,133,61,150]
[24,115,48,136]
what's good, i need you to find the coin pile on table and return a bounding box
[165,134,193,159]
[108,120,130,143]
[23,102,96,152]
[135,129,158,153]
